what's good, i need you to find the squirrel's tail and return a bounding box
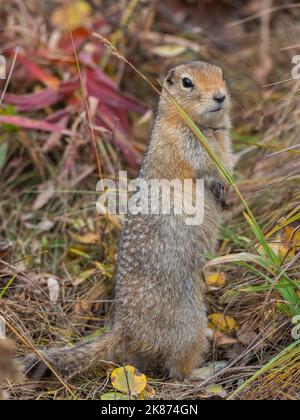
[21,329,119,380]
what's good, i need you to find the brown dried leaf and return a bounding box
[208,330,238,347]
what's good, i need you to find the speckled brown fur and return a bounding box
[21,62,234,381]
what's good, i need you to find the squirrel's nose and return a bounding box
[213,94,226,104]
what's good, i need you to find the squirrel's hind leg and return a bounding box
[166,335,208,380]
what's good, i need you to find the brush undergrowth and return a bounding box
[1,0,300,400]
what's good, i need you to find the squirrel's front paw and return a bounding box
[208,180,227,210]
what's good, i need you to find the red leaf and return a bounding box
[59,76,80,94]
[86,70,146,114]
[35,50,76,65]
[0,115,72,134]
[17,55,61,89]
[97,101,129,135]
[97,103,139,167]
[59,27,90,53]
[3,77,80,112]
[4,90,62,111]
[79,53,118,91]
[45,108,72,123]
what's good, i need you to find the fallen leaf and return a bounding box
[284,226,300,248]
[206,272,226,290]
[190,361,228,381]
[278,242,295,260]
[17,55,60,89]
[24,219,55,232]
[72,232,99,244]
[139,384,156,400]
[4,77,79,112]
[75,283,106,313]
[87,70,147,113]
[208,330,238,347]
[111,365,147,396]
[74,268,97,286]
[201,384,227,399]
[101,392,131,400]
[47,277,60,304]
[51,0,91,30]
[208,314,239,335]
[68,247,92,259]
[37,220,55,232]
[151,45,187,58]
[0,115,72,134]
[257,233,296,261]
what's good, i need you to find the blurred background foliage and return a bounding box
[0,0,300,400]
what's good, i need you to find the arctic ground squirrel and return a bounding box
[22,61,234,380]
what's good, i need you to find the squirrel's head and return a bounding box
[162,61,231,127]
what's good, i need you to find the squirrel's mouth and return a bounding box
[210,106,222,113]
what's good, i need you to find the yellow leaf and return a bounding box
[72,232,99,244]
[205,272,226,289]
[68,247,92,259]
[257,236,295,261]
[51,1,91,30]
[111,365,147,396]
[208,314,238,335]
[151,45,187,58]
[93,261,104,270]
[74,268,96,286]
[284,226,300,248]
[139,384,156,400]
[257,241,279,256]
[278,242,295,261]
[204,384,227,399]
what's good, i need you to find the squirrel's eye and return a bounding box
[182,77,194,89]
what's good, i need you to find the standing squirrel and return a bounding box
[22,62,233,380]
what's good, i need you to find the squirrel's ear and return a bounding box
[217,67,223,78]
[165,69,175,86]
